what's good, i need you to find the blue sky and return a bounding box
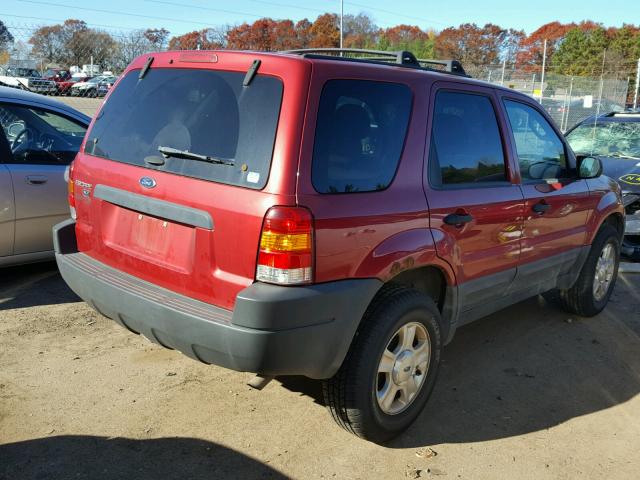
[2,0,638,36]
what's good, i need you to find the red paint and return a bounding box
[72,50,624,313]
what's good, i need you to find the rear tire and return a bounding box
[550,225,620,317]
[323,285,442,443]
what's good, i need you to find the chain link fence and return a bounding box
[466,65,632,131]
[1,22,637,128]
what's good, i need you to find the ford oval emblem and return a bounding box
[140,176,156,188]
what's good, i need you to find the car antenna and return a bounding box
[243,59,261,87]
[139,56,154,80]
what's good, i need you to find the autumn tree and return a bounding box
[436,23,517,65]
[29,19,116,67]
[378,24,435,58]
[309,13,339,48]
[168,28,225,50]
[294,19,313,48]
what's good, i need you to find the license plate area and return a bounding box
[100,202,196,273]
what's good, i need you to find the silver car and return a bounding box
[0,87,90,267]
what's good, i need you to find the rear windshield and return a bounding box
[86,68,283,189]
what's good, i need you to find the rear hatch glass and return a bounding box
[85,67,283,189]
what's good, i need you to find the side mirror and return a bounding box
[578,156,603,179]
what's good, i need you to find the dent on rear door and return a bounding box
[0,164,15,256]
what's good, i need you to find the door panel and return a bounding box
[500,96,592,284]
[0,103,86,255]
[424,83,525,312]
[9,164,69,254]
[0,164,15,256]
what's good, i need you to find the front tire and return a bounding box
[553,225,620,317]
[323,286,442,443]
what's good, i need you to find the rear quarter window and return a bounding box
[312,80,412,193]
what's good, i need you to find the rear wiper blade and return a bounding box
[158,146,234,166]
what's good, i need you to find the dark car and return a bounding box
[566,111,640,260]
[96,75,118,97]
[0,86,90,266]
[54,48,624,442]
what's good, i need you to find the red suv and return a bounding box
[54,49,624,442]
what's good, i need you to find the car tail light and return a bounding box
[256,206,314,285]
[66,161,76,219]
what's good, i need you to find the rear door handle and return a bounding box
[443,213,473,226]
[532,201,551,214]
[25,175,48,185]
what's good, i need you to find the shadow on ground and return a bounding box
[0,262,79,310]
[280,274,640,448]
[0,435,285,480]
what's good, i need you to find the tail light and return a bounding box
[66,161,76,219]
[256,206,314,285]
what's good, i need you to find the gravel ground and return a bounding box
[1,262,639,479]
[57,96,103,117]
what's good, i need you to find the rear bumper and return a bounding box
[54,220,381,379]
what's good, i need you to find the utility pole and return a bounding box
[634,57,640,109]
[500,58,506,85]
[340,0,344,49]
[539,39,547,104]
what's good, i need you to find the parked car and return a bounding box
[566,111,640,260]
[54,49,624,442]
[96,76,118,97]
[0,86,90,266]
[70,75,110,97]
[42,68,76,96]
[0,66,57,95]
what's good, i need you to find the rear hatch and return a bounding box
[72,52,310,309]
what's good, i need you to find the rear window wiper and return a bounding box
[158,146,234,166]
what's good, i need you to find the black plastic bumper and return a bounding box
[53,220,382,379]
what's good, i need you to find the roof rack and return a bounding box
[283,48,468,77]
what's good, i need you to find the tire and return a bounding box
[552,225,620,317]
[323,285,442,443]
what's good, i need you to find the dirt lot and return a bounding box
[1,263,639,480]
[57,96,103,117]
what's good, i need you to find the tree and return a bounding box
[29,19,116,68]
[294,19,313,48]
[516,21,576,70]
[377,24,435,58]
[551,26,609,76]
[0,20,14,53]
[168,28,224,50]
[309,13,339,48]
[342,13,378,48]
[144,28,170,51]
[436,23,511,65]
[29,24,65,64]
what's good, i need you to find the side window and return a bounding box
[312,80,412,193]
[429,91,507,187]
[0,104,86,165]
[503,100,568,181]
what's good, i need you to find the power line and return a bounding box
[344,1,451,27]
[1,13,145,32]
[143,0,268,20]
[16,0,222,27]
[242,0,325,14]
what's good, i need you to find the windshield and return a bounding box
[567,121,640,158]
[86,67,283,189]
